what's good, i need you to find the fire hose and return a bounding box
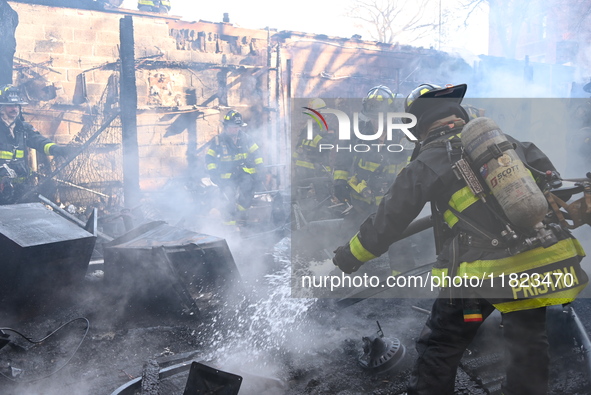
[0,317,90,383]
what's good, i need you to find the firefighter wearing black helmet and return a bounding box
[333,83,588,395]
[0,85,73,204]
[206,109,264,226]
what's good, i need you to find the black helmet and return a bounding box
[223,109,247,127]
[0,85,28,106]
[403,83,469,139]
[362,85,396,115]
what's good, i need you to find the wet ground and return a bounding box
[1,233,591,394]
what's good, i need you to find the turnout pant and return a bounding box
[219,173,257,222]
[408,292,549,395]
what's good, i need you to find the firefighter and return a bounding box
[332,85,415,274]
[206,109,264,226]
[332,83,588,395]
[0,85,73,205]
[138,0,170,13]
[292,98,335,202]
[333,86,411,210]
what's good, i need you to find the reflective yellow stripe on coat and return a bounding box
[431,238,587,313]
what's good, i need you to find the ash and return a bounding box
[0,236,590,394]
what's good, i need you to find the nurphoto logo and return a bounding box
[302,107,418,152]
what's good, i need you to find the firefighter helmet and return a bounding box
[307,98,327,110]
[0,85,28,106]
[403,83,469,139]
[223,109,247,127]
[362,85,395,115]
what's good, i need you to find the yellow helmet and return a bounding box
[362,85,395,115]
[307,98,327,110]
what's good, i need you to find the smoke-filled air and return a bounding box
[0,0,591,394]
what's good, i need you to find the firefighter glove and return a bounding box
[333,179,351,203]
[51,144,78,158]
[209,172,221,185]
[0,164,17,179]
[361,186,373,199]
[333,243,363,274]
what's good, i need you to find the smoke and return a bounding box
[5,2,591,394]
[189,229,435,392]
[573,226,591,297]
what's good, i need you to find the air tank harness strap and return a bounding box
[435,222,483,320]
[471,140,514,168]
[436,204,503,299]
[447,137,523,243]
[419,133,462,154]
[447,204,508,249]
[421,121,465,147]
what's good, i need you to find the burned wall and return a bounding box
[7,1,473,206]
[279,32,472,99]
[9,2,271,199]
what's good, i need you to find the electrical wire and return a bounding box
[0,317,90,383]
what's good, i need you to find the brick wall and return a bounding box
[10,2,271,197]
[8,2,471,203]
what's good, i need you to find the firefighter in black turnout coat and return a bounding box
[332,85,415,274]
[206,110,264,226]
[333,83,588,395]
[0,85,71,204]
[292,98,335,202]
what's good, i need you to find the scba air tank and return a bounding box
[461,117,548,229]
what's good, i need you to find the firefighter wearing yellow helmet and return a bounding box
[333,82,588,395]
[331,85,416,274]
[332,85,407,207]
[206,110,264,226]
